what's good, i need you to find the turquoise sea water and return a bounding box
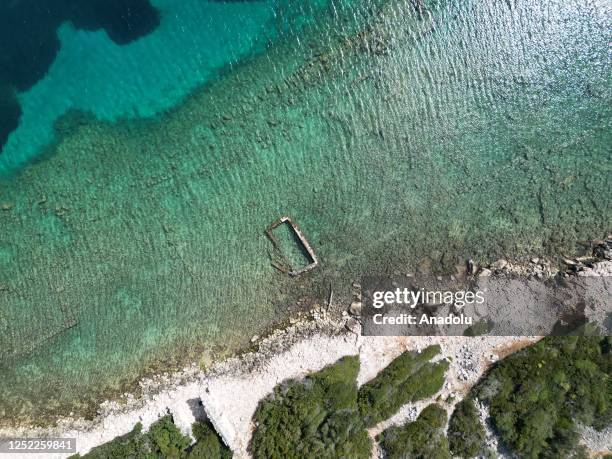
[0,0,610,424]
[0,0,329,173]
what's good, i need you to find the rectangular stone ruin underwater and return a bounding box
[265,216,318,276]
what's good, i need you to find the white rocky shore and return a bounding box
[0,315,537,459]
[1,242,610,459]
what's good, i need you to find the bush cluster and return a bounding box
[71,415,231,459]
[189,420,233,459]
[358,344,449,427]
[447,399,486,458]
[250,355,372,459]
[475,336,610,458]
[448,336,611,459]
[377,403,451,459]
[249,345,448,458]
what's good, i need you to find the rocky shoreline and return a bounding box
[0,326,538,458]
[0,238,610,458]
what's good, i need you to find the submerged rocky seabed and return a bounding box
[0,0,610,424]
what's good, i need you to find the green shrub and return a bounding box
[249,355,372,459]
[148,415,192,458]
[71,415,231,459]
[377,404,451,459]
[70,422,151,458]
[475,336,611,458]
[447,399,486,458]
[188,420,233,459]
[358,345,449,427]
[72,415,191,458]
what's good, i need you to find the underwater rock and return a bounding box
[349,301,362,316]
[490,259,508,270]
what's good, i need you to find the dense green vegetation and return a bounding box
[447,399,486,458]
[358,345,449,427]
[377,404,451,459]
[70,421,151,459]
[250,355,372,459]
[188,419,233,459]
[447,336,612,459]
[71,415,232,459]
[249,346,449,458]
[147,416,192,457]
[468,336,611,459]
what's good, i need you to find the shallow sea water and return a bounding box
[0,0,610,423]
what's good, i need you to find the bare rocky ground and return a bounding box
[1,240,610,458]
